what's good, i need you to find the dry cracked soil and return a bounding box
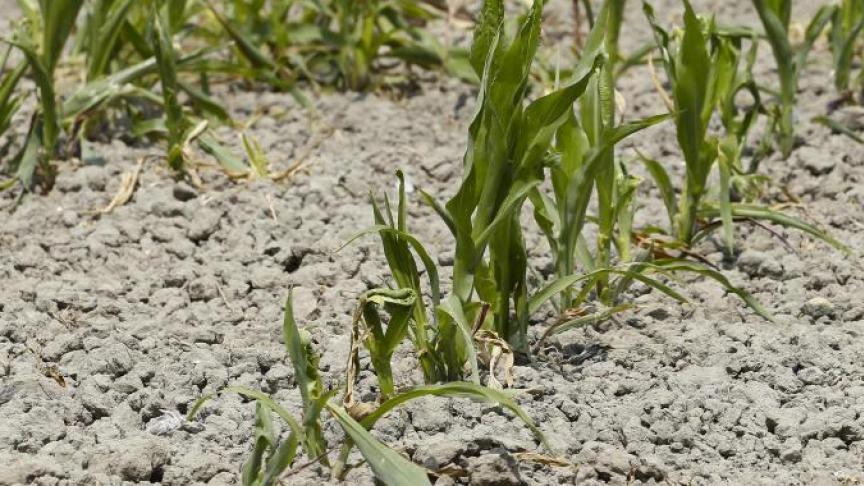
[2,0,864,485]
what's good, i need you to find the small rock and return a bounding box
[0,386,15,405]
[766,407,807,439]
[408,397,451,432]
[188,276,219,302]
[61,210,79,227]
[263,363,293,393]
[173,182,198,202]
[796,146,836,175]
[249,267,283,290]
[646,306,671,320]
[802,297,835,319]
[467,451,521,486]
[96,343,134,377]
[413,435,467,470]
[780,437,802,463]
[291,287,318,321]
[188,209,222,242]
[104,435,168,481]
[674,366,730,387]
[147,410,185,436]
[737,249,783,278]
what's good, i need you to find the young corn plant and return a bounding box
[829,0,864,99]
[528,7,768,339]
[644,1,847,268]
[423,0,617,353]
[3,0,84,190]
[190,292,547,485]
[530,9,671,313]
[209,0,471,92]
[751,0,833,158]
[343,171,473,385]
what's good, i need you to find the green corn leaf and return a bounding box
[282,292,328,461]
[800,6,834,69]
[717,137,737,252]
[419,189,456,237]
[538,303,633,345]
[0,61,25,137]
[5,40,58,157]
[635,149,677,231]
[243,403,276,486]
[338,225,441,310]
[64,58,158,118]
[360,382,549,452]
[197,134,250,175]
[474,178,542,246]
[86,0,135,80]
[38,0,85,72]
[812,115,864,144]
[752,0,793,70]
[241,133,270,178]
[527,266,688,315]
[14,121,43,189]
[283,291,318,410]
[437,294,480,385]
[260,432,299,486]
[326,403,432,486]
[180,80,232,123]
[831,3,864,91]
[151,8,186,172]
[187,386,303,440]
[701,203,850,253]
[207,1,276,70]
[647,259,774,321]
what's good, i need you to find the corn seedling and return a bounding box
[210,0,470,92]
[829,0,864,99]
[189,292,547,485]
[530,8,670,313]
[751,0,833,158]
[419,0,612,352]
[642,1,847,272]
[343,171,469,384]
[3,0,84,189]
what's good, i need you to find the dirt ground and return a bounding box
[2,1,864,485]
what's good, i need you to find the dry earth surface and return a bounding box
[2,0,864,485]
